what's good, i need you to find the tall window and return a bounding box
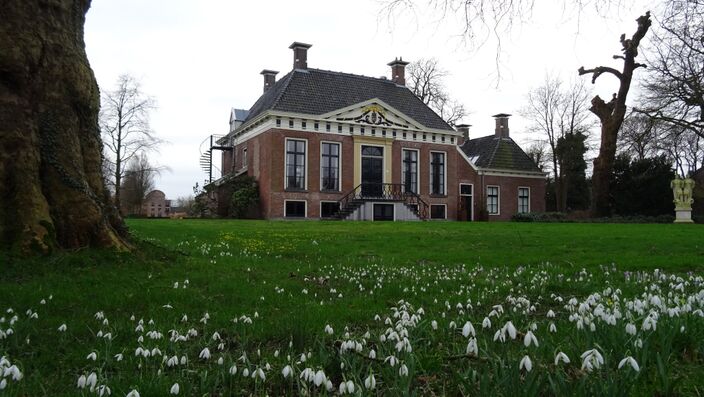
[321,142,340,191]
[487,186,499,214]
[430,152,445,195]
[402,149,418,193]
[518,187,530,213]
[242,148,247,168]
[285,139,306,190]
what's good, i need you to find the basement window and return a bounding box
[431,205,446,219]
[320,201,340,218]
[285,200,306,218]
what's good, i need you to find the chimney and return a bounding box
[493,113,511,138]
[455,124,472,145]
[387,57,410,85]
[289,42,312,69]
[260,69,279,93]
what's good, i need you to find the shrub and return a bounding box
[229,176,259,218]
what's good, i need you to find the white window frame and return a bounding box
[319,200,340,219]
[518,186,531,214]
[284,138,308,190]
[284,199,307,218]
[401,148,420,194]
[320,141,342,192]
[429,150,447,196]
[487,185,500,215]
[430,204,448,220]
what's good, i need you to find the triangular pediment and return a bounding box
[320,99,423,130]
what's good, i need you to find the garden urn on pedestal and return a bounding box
[671,178,695,223]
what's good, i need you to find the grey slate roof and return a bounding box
[243,68,454,131]
[460,135,543,173]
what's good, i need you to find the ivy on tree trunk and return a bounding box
[0,0,130,253]
[578,12,651,217]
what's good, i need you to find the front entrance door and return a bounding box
[463,196,473,221]
[460,183,473,221]
[361,146,383,197]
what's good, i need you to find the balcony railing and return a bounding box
[337,183,429,220]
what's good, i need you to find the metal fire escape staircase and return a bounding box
[199,134,232,185]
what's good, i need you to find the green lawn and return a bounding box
[1,220,703,396]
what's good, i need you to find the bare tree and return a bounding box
[521,75,593,211]
[175,195,196,216]
[618,113,658,160]
[120,152,160,216]
[638,1,703,146]
[100,74,161,215]
[381,0,624,81]
[525,142,549,171]
[1,0,128,252]
[407,58,466,126]
[578,12,651,217]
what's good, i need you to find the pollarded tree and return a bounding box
[100,74,160,214]
[0,0,129,253]
[578,12,652,217]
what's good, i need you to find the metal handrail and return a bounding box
[337,183,429,220]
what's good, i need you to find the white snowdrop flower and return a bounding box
[549,322,557,333]
[300,353,307,363]
[282,365,292,378]
[369,349,376,359]
[380,334,386,343]
[57,323,67,332]
[519,355,533,372]
[324,325,334,335]
[199,347,211,360]
[212,332,221,341]
[493,329,506,343]
[181,314,188,322]
[314,369,326,386]
[547,310,555,318]
[102,319,109,326]
[364,373,376,390]
[634,338,643,348]
[173,282,179,289]
[554,352,570,365]
[449,321,456,330]
[580,349,604,372]
[217,357,224,365]
[504,321,517,339]
[399,363,409,376]
[242,368,249,377]
[625,323,637,335]
[642,315,657,331]
[114,353,123,362]
[482,317,491,329]
[589,322,596,332]
[618,356,640,372]
[137,336,144,343]
[94,311,104,320]
[77,374,87,389]
[169,383,180,395]
[680,326,685,333]
[151,348,161,357]
[326,380,334,391]
[255,368,266,381]
[0,378,6,390]
[523,330,539,347]
[386,355,397,367]
[466,338,478,356]
[462,321,475,337]
[86,352,97,361]
[167,356,178,367]
[126,390,140,397]
[347,380,355,393]
[97,385,111,396]
[86,372,97,391]
[431,320,438,330]
[229,364,238,375]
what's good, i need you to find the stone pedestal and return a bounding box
[675,209,694,223]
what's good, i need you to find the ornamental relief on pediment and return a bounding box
[334,104,410,128]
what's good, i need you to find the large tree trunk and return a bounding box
[0,0,129,253]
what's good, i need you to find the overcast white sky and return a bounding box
[84,0,658,199]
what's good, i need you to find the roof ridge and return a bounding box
[308,68,397,84]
